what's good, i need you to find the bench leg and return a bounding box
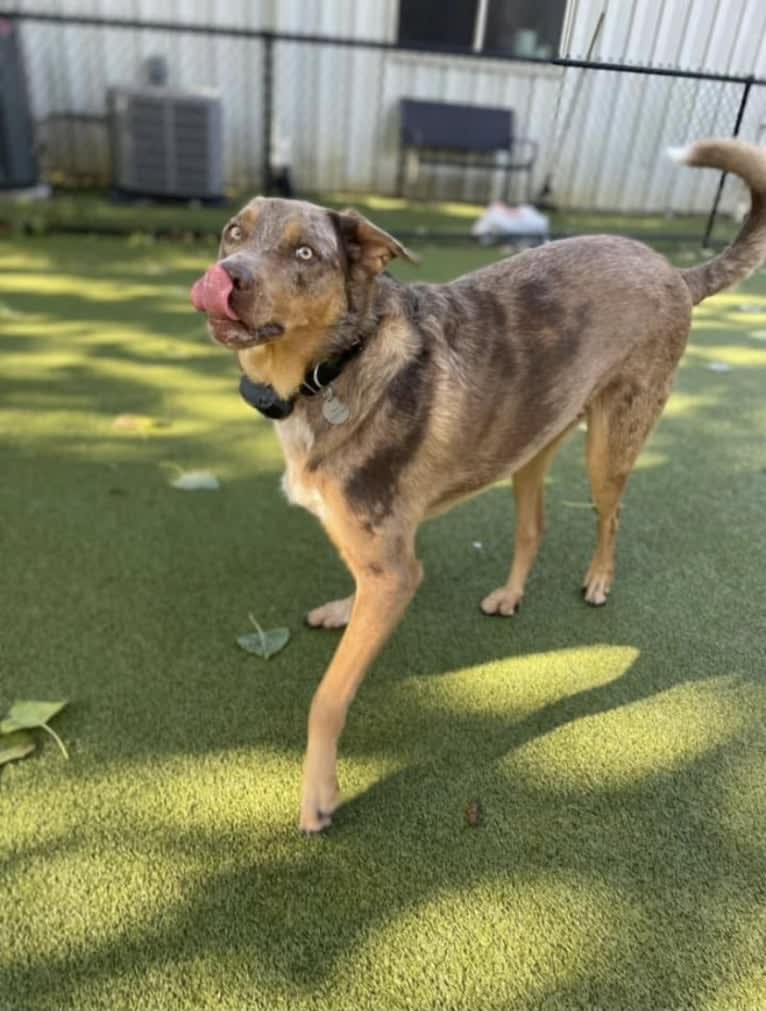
[396,146,407,198]
[504,166,513,205]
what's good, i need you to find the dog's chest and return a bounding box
[276,414,326,520]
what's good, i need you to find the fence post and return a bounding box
[261,31,274,195]
[702,76,753,248]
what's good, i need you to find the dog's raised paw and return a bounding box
[480,587,522,616]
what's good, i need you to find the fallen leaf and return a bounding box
[1,700,69,760]
[171,470,220,491]
[0,730,35,767]
[1,700,67,732]
[0,300,24,319]
[237,615,290,659]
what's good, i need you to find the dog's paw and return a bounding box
[299,776,339,834]
[480,586,523,616]
[582,565,613,606]
[305,595,353,629]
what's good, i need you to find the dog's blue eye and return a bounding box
[296,246,314,261]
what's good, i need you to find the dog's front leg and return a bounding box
[299,523,422,833]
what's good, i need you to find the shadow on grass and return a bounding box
[2,389,765,1006]
[2,241,765,1008]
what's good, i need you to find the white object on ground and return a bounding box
[707,362,732,373]
[472,202,549,241]
[749,330,766,340]
[171,470,221,490]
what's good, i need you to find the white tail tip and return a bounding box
[667,145,692,165]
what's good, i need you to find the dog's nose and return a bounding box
[221,257,255,291]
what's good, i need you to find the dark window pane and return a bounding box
[483,0,566,58]
[398,0,479,50]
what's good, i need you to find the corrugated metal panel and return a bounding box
[13,0,766,212]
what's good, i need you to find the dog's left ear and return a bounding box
[332,208,418,275]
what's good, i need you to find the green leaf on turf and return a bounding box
[0,700,70,760]
[237,616,290,660]
[0,700,67,733]
[0,730,36,766]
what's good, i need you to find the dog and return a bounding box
[191,139,766,832]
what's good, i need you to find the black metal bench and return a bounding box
[397,98,538,203]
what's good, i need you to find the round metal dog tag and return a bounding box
[322,387,350,425]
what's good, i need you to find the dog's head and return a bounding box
[191,198,415,351]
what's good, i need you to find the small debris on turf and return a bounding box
[465,799,482,827]
[707,361,732,373]
[113,414,171,432]
[170,470,220,490]
[472,541,483,551]
[737,303,765,314]
[750,330,766,340]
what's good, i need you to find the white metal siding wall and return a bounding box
[12,0,766,212]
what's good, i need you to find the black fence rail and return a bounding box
[4,8,766,243]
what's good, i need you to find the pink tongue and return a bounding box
[190,263,239,320]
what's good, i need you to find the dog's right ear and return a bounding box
[331,209,418,276]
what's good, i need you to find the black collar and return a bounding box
[239,340,364,420]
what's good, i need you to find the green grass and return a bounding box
[1,233,765,1011]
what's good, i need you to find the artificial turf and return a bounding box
[1,232,765,1011]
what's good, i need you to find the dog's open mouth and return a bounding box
[207,317,285,349]
[191,264,284,348]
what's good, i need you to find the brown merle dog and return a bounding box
[191,139,766,832]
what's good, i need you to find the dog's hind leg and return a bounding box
[481,425,575,616]
[583,367,676,606]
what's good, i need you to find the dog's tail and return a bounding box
[668,139,766,305]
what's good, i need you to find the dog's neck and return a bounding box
[237,284,383,400]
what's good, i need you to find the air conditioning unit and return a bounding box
[0,18,39,190]
[108,86,223,200]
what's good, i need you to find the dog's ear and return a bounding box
[332,208,418,275]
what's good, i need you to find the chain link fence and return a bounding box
[6,10,766,239]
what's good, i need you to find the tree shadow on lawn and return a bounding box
[3,428,766,1006]
[4,676,765,1009]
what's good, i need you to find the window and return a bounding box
[397,0,567,59]
[397,0,479,50]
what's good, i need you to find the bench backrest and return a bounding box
[400,99,514,152]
